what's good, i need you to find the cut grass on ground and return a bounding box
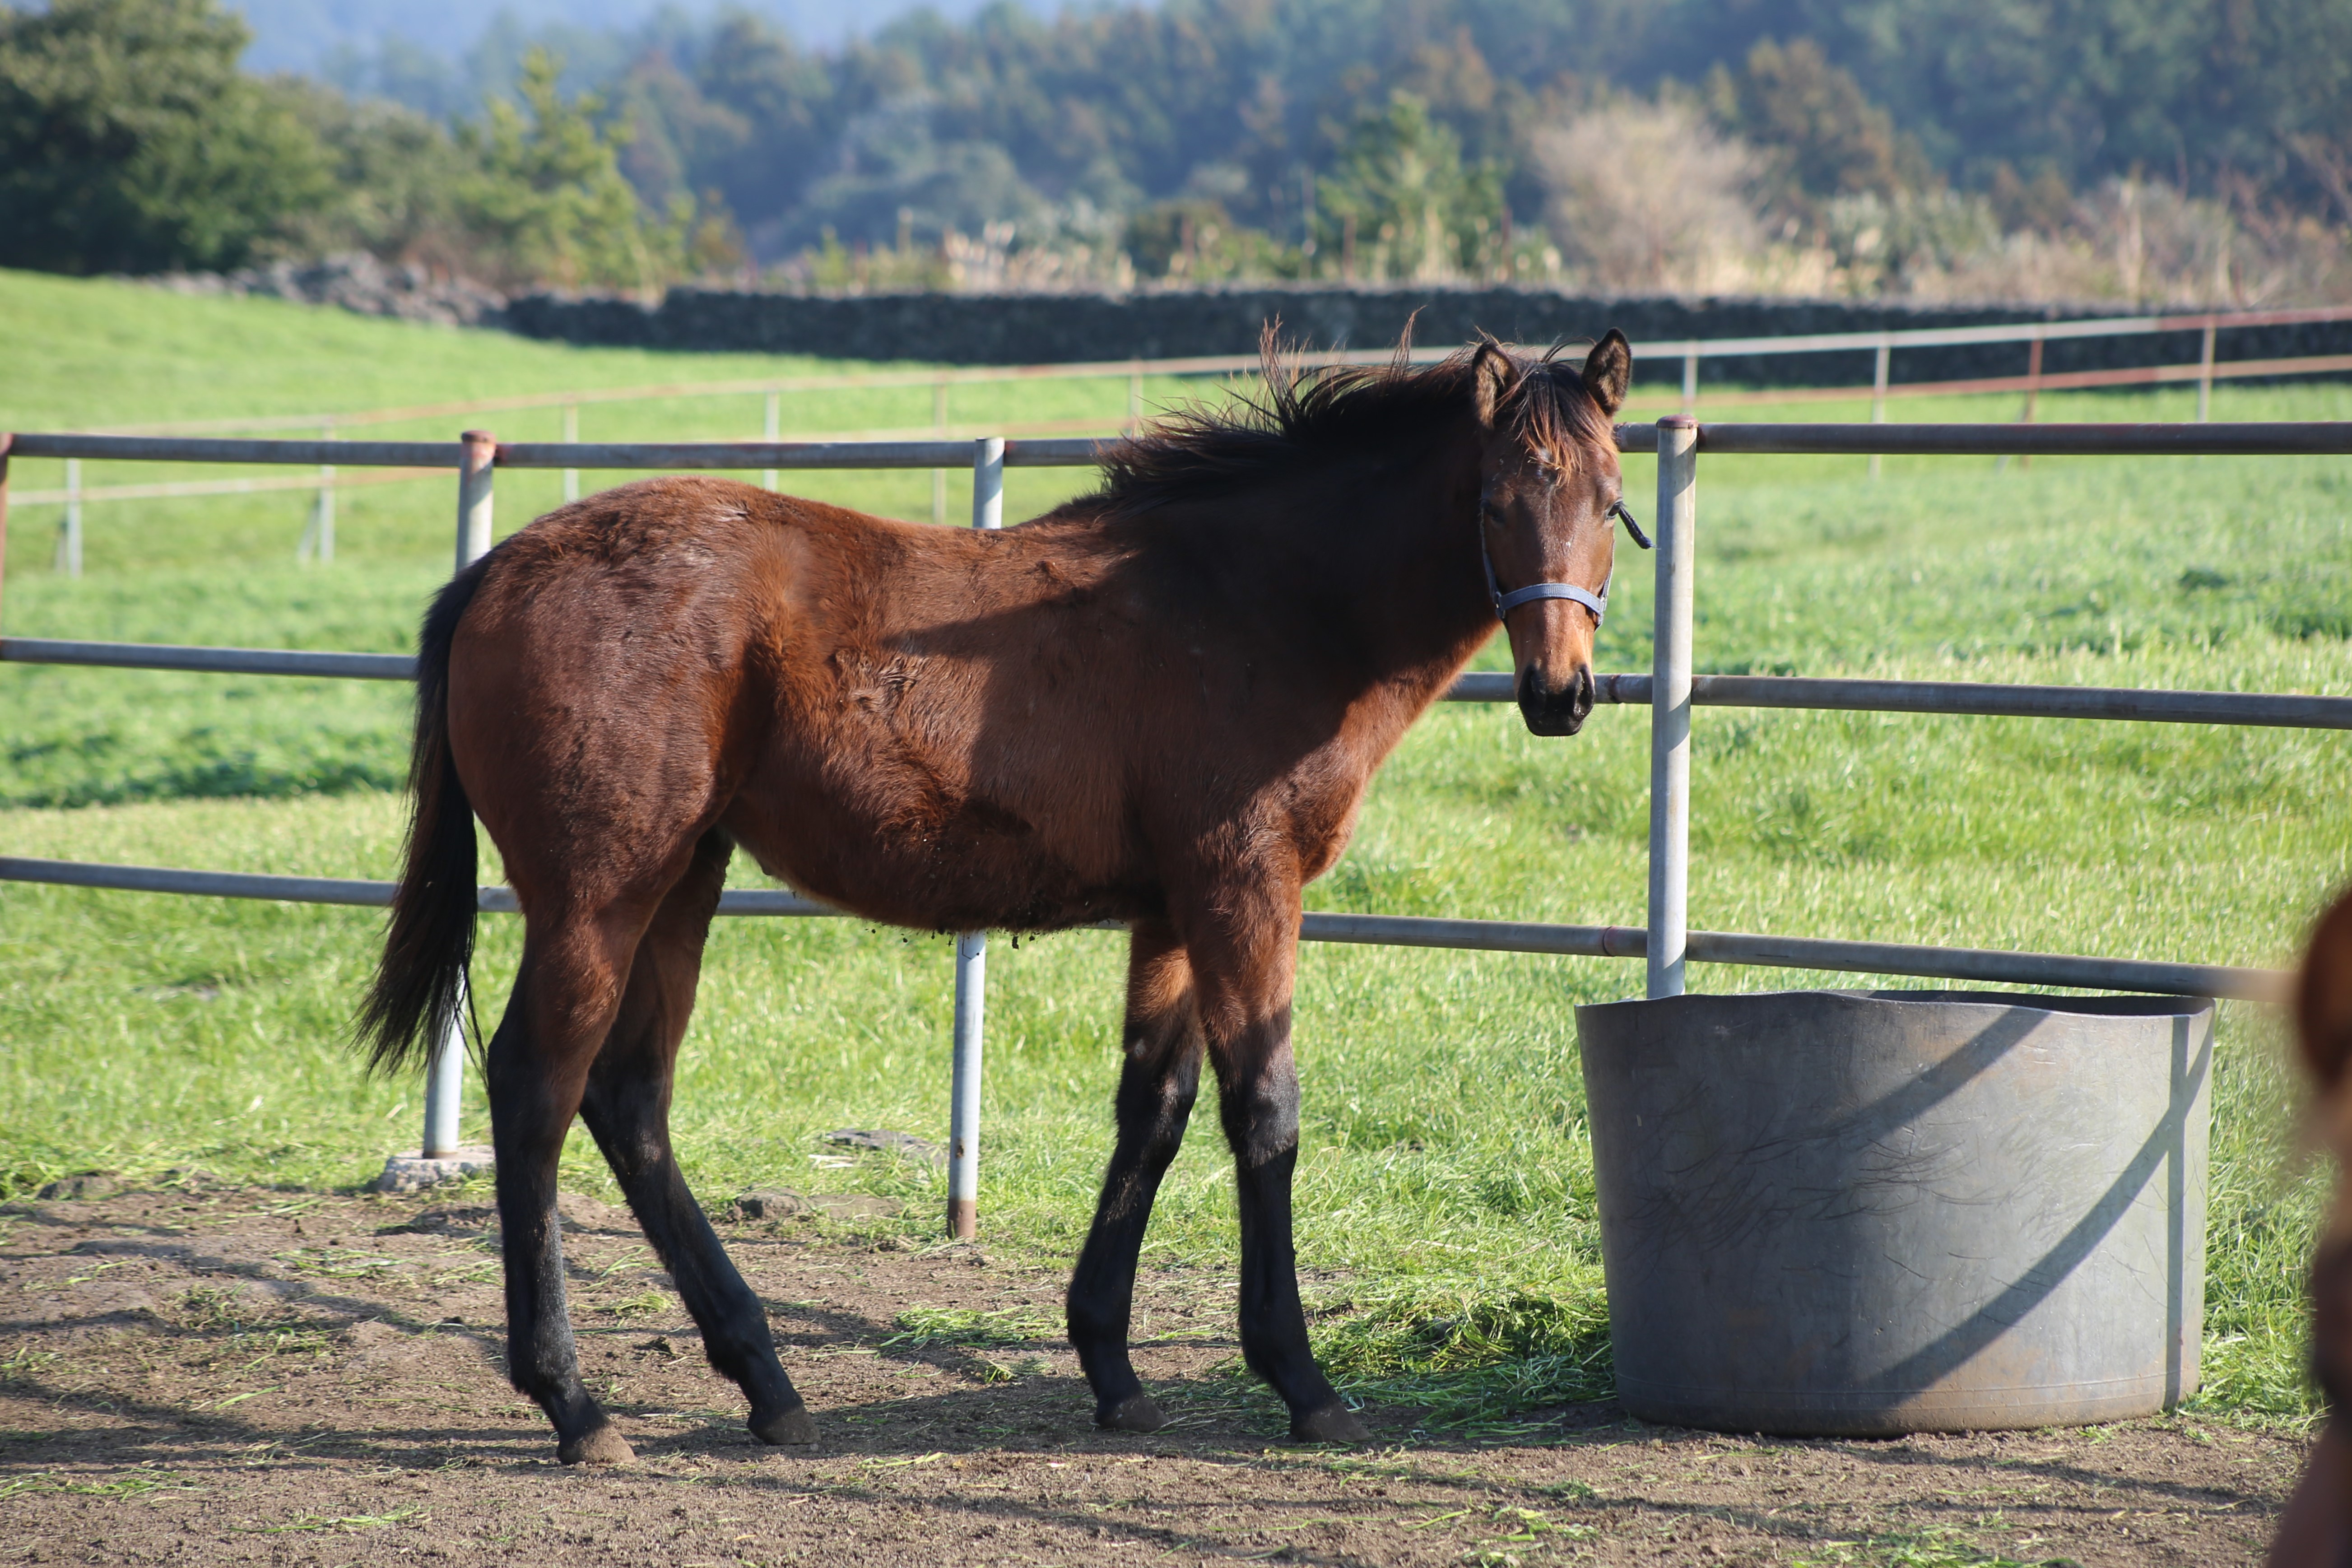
[0,269,2346,1431]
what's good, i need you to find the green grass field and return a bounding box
[3,268,2348,1430]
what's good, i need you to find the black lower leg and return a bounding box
[491,1059,628,1464]
[1068,1043,1200,1430]
[1232,1145,1362,1440]
[583,1099,813,1444]
[577,826,811,1446]
[1221,1061,1369,1445]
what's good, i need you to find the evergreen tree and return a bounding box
[0,0,329,274]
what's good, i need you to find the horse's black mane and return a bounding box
[1090,333,1618,511]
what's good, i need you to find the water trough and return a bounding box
[1575,989,2212,1435]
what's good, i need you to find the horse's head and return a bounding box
[1468,331,1636,737]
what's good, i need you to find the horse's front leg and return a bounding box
[1068,921,1204,1432]
[1188,887,1372,1444]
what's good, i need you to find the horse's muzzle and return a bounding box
[1517,664,1595,737]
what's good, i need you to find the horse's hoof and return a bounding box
[751,1402,818,1446]
[1096,1392,1168,1433]
[558,1425,636,1466]
[1290,1402,1371,1445]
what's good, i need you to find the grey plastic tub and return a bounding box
[1574,990,2213,1436]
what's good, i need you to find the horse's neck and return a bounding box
[1315,437,1495,703]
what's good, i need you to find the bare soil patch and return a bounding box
[0,1185,2308,1565]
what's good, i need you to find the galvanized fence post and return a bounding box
[0,433,12,617]
[948,931,987,1240]
[2017,333,2046,472]
[1648,417,1698,1000]
[319,421,335,563]
[947,434,1006,1239]
[931,381,951,526]
[420,429,497,1160]
[59,458,81,577]
[303,421,335,564]
[762,390,780,492]
[2197,320,2217,423]
[1868,335,1891,480]
[562,406,581,504]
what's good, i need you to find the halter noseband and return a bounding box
[1481,499,1651,627]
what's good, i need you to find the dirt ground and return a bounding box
[0,1182,2310,1566]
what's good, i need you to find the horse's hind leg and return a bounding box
[486,911,648,1466]
[1067,921,1205,1432]
[575,828,814,1446]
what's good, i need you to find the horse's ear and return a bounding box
[2302,888,2352,1090]
[1471,341,1518,429]
[1582,329,1632,416]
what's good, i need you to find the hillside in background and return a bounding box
[5,0,2349,302]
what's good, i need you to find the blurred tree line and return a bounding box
[0,0,731,284]
[4,0,2348,301]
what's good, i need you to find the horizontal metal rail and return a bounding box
[1632,304,2352,362]
[18,423,2352,471]
[31,358,2352,503]
[1295,909,1647,958]
[1625,351,2352,414]
[0,857,832,916]
[77,302,2352,440]
[24,361,2352,501]
[9,434,462,467]
[0,856,2283,1002]
[1363,669,2352,728]
[1492,671,2352,729]
[6,433,1109,470]
[1608,421,2352,456]
[9,467,443,508]
[0,638,415,680]
[1683,674,2352,727]
[492,437,1104,470]
[11,642,2347,729]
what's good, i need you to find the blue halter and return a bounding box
[1482,499,1650,626]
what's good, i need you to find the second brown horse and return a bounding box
[362,332,1636,1463]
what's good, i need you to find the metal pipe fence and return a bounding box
[0,416,2343,1225]
[54,302,2352,441]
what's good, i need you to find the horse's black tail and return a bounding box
[358,558,492,1075]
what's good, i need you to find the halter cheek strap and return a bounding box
[1481,500,1649,628]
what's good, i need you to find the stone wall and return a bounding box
[500,284,2352,386]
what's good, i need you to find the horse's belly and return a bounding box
[723,752,1151,935]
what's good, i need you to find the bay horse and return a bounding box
[2272,888,2352,1566]
[360,330,1638,1465]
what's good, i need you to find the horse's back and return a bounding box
[442,477,1171,931]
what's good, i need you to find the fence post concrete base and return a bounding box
[375,1146,496,1192]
